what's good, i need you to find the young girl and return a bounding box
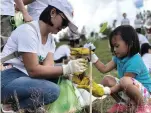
[90,25,151,113]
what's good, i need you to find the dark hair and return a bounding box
[140,43,151,56]
[109,25,140,57]
[69,39,80,47]
[135,28,141,34]
[39,5,62,26]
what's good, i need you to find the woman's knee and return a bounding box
[101,75,116,87]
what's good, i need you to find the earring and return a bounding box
[51,16,53,18]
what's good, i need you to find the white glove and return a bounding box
[91,54,99,63]
[98,84,111,95]
[104,87,111,95]
[62,58,87,76]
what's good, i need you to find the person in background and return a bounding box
[54,38,80,64]
[1,0,32,50]
[121,13,130,25]
[112,19,117,30]
[20,0,48,20]
[1,0,87,112]
[134,14,143,30]
[141,43,151,74]
[135,28,149,47]
[144,14,151,40]
[80,26,86,41]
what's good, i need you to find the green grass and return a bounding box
[91,39,118,83]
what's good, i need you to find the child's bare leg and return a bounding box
[101,75,125,103]
[119,77,144,105]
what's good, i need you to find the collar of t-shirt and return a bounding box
[117,56,129,64]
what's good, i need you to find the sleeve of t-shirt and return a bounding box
[112,56,117,64]
[66,47,70,57]
[124,58,142,75]
[16,25,39,53]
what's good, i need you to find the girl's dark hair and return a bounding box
[39,5,62,26]
[109,25,140,57]
[140,43,151,56]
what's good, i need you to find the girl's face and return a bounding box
[111,35,129,58]
[50,9,69,34]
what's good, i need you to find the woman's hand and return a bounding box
[62,58,88,76]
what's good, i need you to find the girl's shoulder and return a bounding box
[129,53,141,60]
[126,54,143,65]
[16,21,39,31]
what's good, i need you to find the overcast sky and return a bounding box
[68,0,151,33]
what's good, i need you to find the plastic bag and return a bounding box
[47,78,81,113]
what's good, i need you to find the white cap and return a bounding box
[48,0,78,33]
[84,42,96,50]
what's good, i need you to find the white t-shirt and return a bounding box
[134,18,143,29]
[54,45,70,60]
[138,33,149,47]
[121,18,130,25]
[81,27,86,35]
[27,0,48,20]
[1,0,15,16]
[1,21,56,75]
[142,53,151,73]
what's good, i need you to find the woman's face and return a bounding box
[111,35,129,58]
[50,9,69,34]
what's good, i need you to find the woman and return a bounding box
[1,0,87,112]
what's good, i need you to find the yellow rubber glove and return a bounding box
[79,76,90,85]
[77,77,111,97]
[78,82,105,97]
[72,75,81,84]
[71,48,94,56]
[71,48,98,63]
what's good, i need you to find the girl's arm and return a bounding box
[94,60,116,74]
[124,72,136,78]
[14,0,33,22]
[22,0,35,5]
